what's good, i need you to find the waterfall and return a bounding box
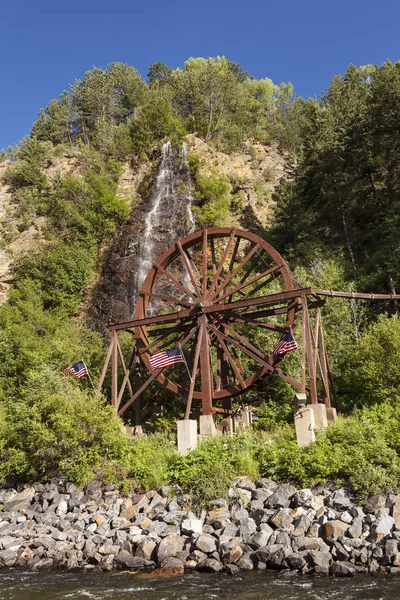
[181,142,196,234]
[89,140,197,332]
[136,140,196,293]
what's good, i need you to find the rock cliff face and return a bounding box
[187,135,294,230]
[87,142,195,335]
[0,162,47,305]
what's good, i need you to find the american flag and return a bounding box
[149,347,184,369]
[273,329,298,356]
[63,361,89,379]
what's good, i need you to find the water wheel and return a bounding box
[134,227,297,416]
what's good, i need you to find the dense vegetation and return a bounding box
[1,58,400,502]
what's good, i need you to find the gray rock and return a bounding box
[135,539,156,561]
[251,489,272,503]
[308,550,331,575]
[330,561,356,577]
[114,550,136,569]
[157,535,185,562]
[198,557,224,572]
[265,485,296,510]
[232,477,256,491]
[237,553,255,570]
[285,552,307,570]
[292,489,313,507]
[369,516,395,542]
[181,518,202,535]
[385,539,398,557]
[225,563,240,575]
[257,478,278,491]
[250,529,273,548]
[189,549,208,563]
[364,494,387,515]
[4,487,36,512]
[196,534,217,554]
[328,490,353,512]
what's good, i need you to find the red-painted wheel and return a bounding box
[134,228,297,414]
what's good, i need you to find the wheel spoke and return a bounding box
[217,320,272,363]
[214,263,283,304]
[143,291,194,308]
[155,263,199,301]
[207,321,269,367]
[184,326,203,419]
[202,229,208,297]
[176,240,203,298]
[211,243,260,299]
[239,270,283,302]
[227,312,287,333]
[207,229,236,298]
[211,327,246,388]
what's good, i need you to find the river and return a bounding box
[1,571,400,600]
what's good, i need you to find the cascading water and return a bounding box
[181,141,196,234]
[136,141,175,289]
[89,139,196,332]
[135,140,195,293]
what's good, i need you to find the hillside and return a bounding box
[0,57,400,496]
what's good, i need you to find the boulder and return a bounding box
[323,520,349,539]
[135,539,156,561]
[330,561,356,577]
[181,518,202,535]
[198,557,224,572]
[4,487,36,512]
[292,489,313,508]
[269,508,294,530]
[369,516,395,542]
[285,552,307,570]
[195,534,217,554]
[308,550,331,575]
[154,557,184,576]
[157,535,185,562]
[363,494,387,515]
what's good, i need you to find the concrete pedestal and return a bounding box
[124,426,133,437]
[326,407,338,424]
[199,414,217,438]
[217,416,233,435]
[310,403,328,429]
[294,405,316,447]
[132,425,144,436]
[234,407,253,430]
[177,420,198,455]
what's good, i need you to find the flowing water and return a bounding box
[1,571,400,600]
[136,140,195,292]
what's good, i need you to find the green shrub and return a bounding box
[0,371,128,486]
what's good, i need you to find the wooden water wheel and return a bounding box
[133,227,298,416]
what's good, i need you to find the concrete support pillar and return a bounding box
[177,420,198,455]
[309,403,328,429]
[199,414,217,438]
[132,425,144,436]
[294,405,316,447]
[326,407,338,425]
[217,416,233,435]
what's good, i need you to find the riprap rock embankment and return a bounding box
[1,479,400,577]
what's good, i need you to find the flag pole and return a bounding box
[178,344,193,383]
[82,361,95,389]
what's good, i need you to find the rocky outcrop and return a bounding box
[1,479,400,576]
[187,135,294,230]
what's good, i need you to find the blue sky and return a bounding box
[1,0,399,149]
